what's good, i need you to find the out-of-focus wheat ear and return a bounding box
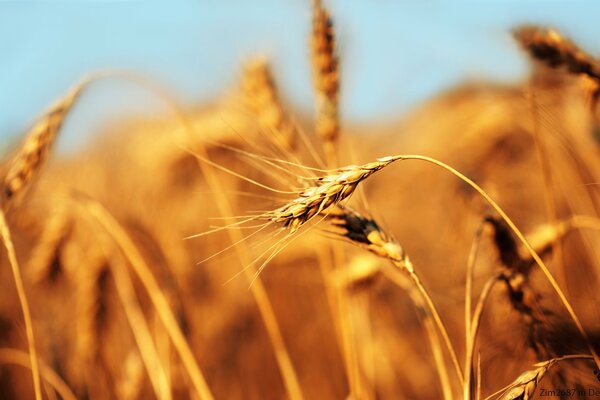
[27,208,71,284]
[311,0,340,164]
[1,83,84,210]
[242,57,296,151]
[117,350,145,400]
[515,26,600,115]
[330,253,380,291]
[513,26,600,81]
[74,250,110,389]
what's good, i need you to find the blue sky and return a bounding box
[1,0,600,151]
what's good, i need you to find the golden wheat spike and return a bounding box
[1,84,83,209]
[266,157,399,232]
[242,57,296,150]
[311,0,340,150]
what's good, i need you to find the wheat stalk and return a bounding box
[0,210,42,400]
[73,194,214,400]
[0,347,77,400]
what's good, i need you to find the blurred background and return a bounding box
[2,1,600,399]
[2,0,600,152]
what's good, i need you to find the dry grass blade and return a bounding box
[0,347,77,400]
[74,195,214,400]
[0,210,42,400]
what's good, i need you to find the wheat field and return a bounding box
[1,3,600,400]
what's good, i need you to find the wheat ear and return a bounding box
[515,26,600,111]
[266,156,398,231]
[514,26,600,81]
[311,0,340,165]
[1,84,84,209]
[494,355,593,400]
[242,57,296,151]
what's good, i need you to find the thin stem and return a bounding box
[464,276,499,400]
[0,347,77,400]
[526,87,569,297]
[0,211,42,400]
[382,266,454,400]
[465,223,485,346]
[393,260,464,387]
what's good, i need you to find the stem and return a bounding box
[77,197,214,400]
[0,347,76,400]
[526,87,569,297]
[465,223,485,348]
[464,276,499,400]
[393,260,464,388]
[0,211,42,400]
[382,266,454,400]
